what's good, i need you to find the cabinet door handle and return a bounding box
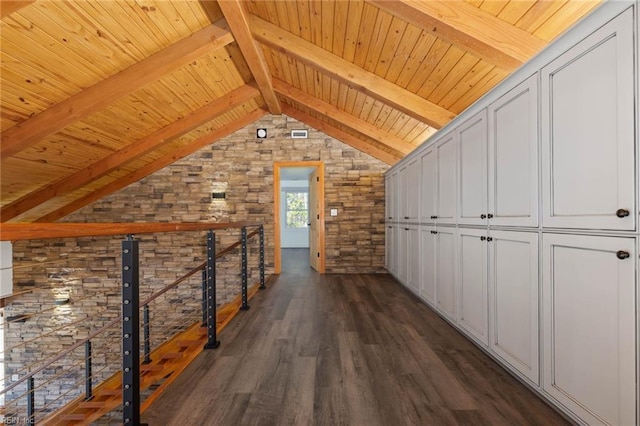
[388,226,392,229]
[430,230,437,234]
[430,215,438,219]
[616,250,630,260]
[487,213,494,219]
[480,214,486,219]
[404,228,410,231]
[616,209,630,218]
[487,237,493,242]
[404,216,409,219]
[480,236,486,241]
[388,217,392,220]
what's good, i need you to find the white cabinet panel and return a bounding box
[489,230,539,385]
[385,224,396,273]
[488,75,539,227]
[435,226,457,320]
[541,9,635,230]
[406,226,420,292]
[542,233,636,425]
[457,228,488,345]
[398,166,408,222]
[420,147,436,223]
[406,159,420,222]
[389,171,398,222]
[397,227,408,283]
[419,225,436,305]
[458,111,488,226]
[385,175,392,222]
[436,133,457,225]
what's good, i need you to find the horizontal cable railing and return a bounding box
[0,222,266,425]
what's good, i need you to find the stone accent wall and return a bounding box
[4,114,389,418]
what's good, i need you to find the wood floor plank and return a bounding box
[142,248,569,426]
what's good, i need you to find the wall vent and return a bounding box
[291,129,308,139]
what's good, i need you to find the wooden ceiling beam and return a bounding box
[1,1,34,19]
[274,79,415,155]
[35,108,268,223]
[369,0,546,70]
[217,0,281,114]
[249,15,454,129]
[0,19,234,160]
[2,84,261,222]
[282,105,401,166]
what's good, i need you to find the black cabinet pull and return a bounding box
[487,237,493,242]
[480,236,486,241]
[480,214,486,219]
[487,213,494,219]
[404,216,409,219]
[430,230,437,234]
[404,228,410,231]
[616,209,630,218]
[388,226,392,229]
[616,250,630,260]
[430,215,437,219]
[388,217,392,220]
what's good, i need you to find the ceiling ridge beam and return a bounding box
[0,19,234,160]
[2,84,261,222]
[274,79,415,155]
[249,15,455,129]
[1,1,35,19]
[34,109,269,223]
[369,0,546,70]
[217,0,281,114]
[282,105,401,165]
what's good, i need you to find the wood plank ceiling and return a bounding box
[0,0,601,223]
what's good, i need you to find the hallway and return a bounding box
[142,267,568,425]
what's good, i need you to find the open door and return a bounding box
[308,168,320,271]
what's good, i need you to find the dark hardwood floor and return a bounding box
[142,256,569,426]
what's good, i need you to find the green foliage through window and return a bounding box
[285,192,309,228]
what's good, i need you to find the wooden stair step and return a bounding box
[141,364,164,371]
[96,389,120,396]
[60,414,87,421]
[176,339,202,347]
[161,352,183,359]
[78,401,106,408]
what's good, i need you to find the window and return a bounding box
[285,191,309,228]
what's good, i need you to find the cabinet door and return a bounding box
[436,132,457,225]
[385,175,392,222]
[389,171,398,222]
[457,227,488,345]
[458,110,488,226]
[488,75,538,228]
[398,166,408,222]
[542,233,636,425]
[385,224,395,273]
[420,225,436,305]
[397,227,409,284]
[435,226,457,320]
[406,226,420,293]
[406,158,420,221]
[541,9,635,230]
[420,147,436,223]
[489,230,539,385]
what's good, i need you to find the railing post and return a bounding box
[204,230,220,349]
[27,376,34,425]
[201,269,207,326]
[143,304,151,364]
[122,235,140,425]
[259,225,266,290]
[85,340,93,400]
[240,227,250,310]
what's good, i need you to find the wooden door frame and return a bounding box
[274,161,325,274]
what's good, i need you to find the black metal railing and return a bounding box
[0,223,266,425]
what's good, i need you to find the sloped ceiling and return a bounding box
[0,0,601,223]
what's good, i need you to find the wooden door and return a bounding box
[488,74,538,228]
[541,9,634,230]
[419,225,436,305]
[542,233,636,425]
[308,168,320,271]
[435,226,456,321]
[420,147,436,223]
[435,132,457,225]
[489,230,539,385]
[457,227,488,345]
[458,110,488,226]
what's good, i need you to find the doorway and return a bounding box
[274,161,325,274]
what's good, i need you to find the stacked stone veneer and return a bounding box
[4,114,389,418]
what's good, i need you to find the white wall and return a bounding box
[281,180,310,248]
[0,241,12,297]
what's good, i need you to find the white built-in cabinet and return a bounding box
[541,8,635,231]
[542,234,635,425]
[384,3,638,425]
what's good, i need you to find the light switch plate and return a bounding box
[330,209,338,216]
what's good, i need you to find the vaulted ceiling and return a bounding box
[0,0,601,223]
